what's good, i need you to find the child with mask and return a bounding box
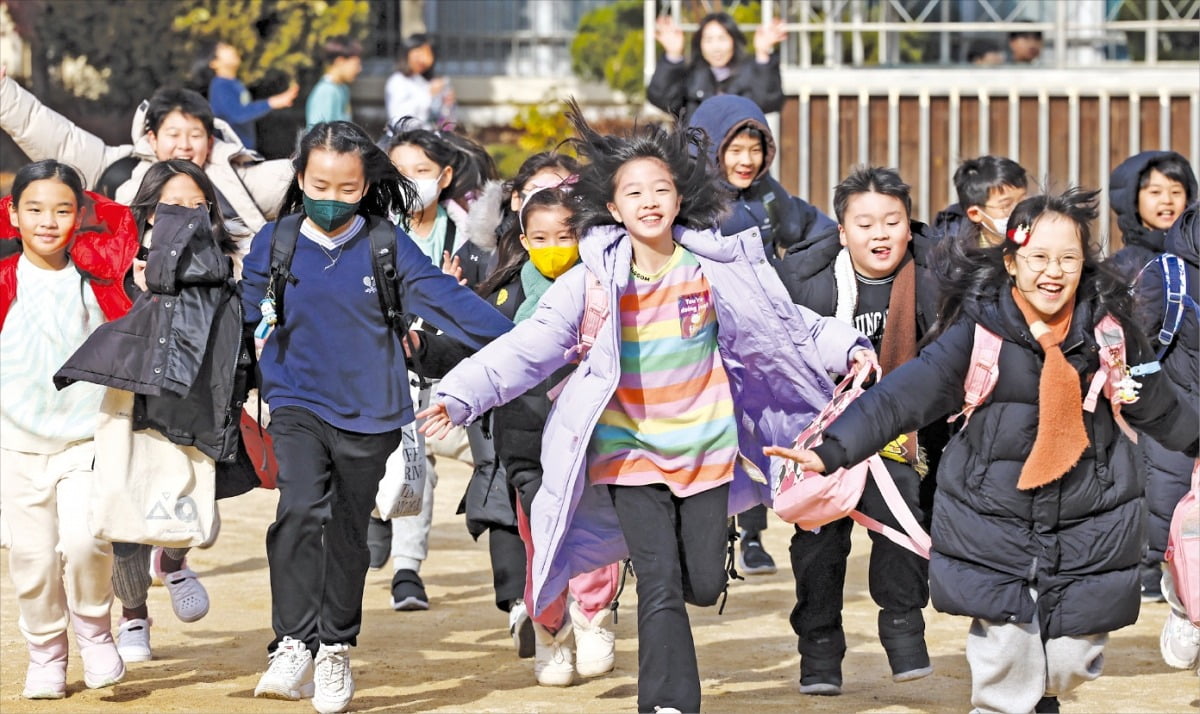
[241,121,510,714]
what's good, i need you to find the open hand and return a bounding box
[268,82,300,109]
[754,17,787,60]
[655,16,686,61]
[763,445,826,473]
[441,250,466,285]
[416,402,455,440]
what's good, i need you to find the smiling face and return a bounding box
[9,178,81,271]
[1138,169,1188,231]
[606,157,681,247]
[1005,212,1084,322]
[723,131,764,189]
[148,110,213,167]
[839,191,911,278]
[699,20,735,68]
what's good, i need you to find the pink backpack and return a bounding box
[951,315,1137,434]
[1166,461,1200,626]
[773,363,932,559]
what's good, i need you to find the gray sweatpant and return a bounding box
[966,616,1107,713]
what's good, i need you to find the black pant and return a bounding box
[266,407,402,654]
[788,459,929,664]
[609,483,729,714]
[488,524,526,611]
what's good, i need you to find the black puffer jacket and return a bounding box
[775,221,942,331]
[55,204,249,463]
[812,291,1198,637]
[646,52,782,122]
[1135,203,1200,557]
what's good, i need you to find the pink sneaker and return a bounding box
[71,613,125,689]
[23,633,68,699]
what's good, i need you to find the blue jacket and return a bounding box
[434,223,869,616]
[208,76,271,150]
[242,216,512,433]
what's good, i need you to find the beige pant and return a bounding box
[0,442,114,645]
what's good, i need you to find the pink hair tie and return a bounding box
[518,174,579,233]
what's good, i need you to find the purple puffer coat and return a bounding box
[435,224,869,616]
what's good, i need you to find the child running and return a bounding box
[419,103,871,713]
[768,188,1199,713]
[0,160,139,698]
[240,121,511,714]
[107,158,248,663]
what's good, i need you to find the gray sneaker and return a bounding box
[254,637,314,700]
[312,642,355,714]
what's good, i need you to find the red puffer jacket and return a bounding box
[0,190,138,328]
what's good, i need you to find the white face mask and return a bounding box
[410,175,443,210]
[981,210,1008,237]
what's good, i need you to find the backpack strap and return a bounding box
[562,269,610,363]
[1156,253,1190,359]
[547,269,610,401]
[948,323,1002,426]
[848,457,931,559]
[266,213,304,327]
[365,216,430,390]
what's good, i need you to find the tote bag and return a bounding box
[90,388,217,548]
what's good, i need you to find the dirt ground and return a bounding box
[2,454,1198,713]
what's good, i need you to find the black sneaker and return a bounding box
[738,532,777,575]
[798,656,842,695]
[391,569,429,611]
[367,517,392,570]
[1034,695,1060,713]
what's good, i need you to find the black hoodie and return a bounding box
[1109,150,1198,279]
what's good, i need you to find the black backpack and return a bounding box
[265,212,427,383]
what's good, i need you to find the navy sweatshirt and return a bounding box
[208,76,271,150]
[242,216,513,433]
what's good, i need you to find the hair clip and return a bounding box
[1007,223,1031,246]
[518,175,580,233]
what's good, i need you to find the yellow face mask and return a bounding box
[526,244,580,280]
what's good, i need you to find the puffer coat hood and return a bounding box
[1110,151,1198,269]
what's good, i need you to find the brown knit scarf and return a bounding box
[1010,286,1089,490]
[878,256,919,464]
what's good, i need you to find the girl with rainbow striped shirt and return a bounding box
[419,103,872,713]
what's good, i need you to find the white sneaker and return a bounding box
[533,622,574,687]
[116,618,152,663]
[312,642,354,714]
[254,637,315,700]
[164,567,210,622]
[569,601,615,677]
[1161,608,1200,670]
[509,599,535,658]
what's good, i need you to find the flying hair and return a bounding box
[563,98,726,235]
